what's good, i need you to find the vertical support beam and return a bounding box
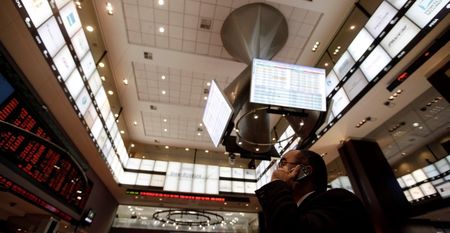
[339,139,410,233]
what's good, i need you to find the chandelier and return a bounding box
[152,209,225,227]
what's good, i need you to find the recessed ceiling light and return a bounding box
[133,121,138,125]
[158,0,164,5]
[204,96,208,100]
[255,148,260,152]
[131,143,135,148]
[324,63,329,67]
[159,26,165,33]
[114,113,119,117]
[205,150,209,153]
[206,82,211,86]
[165,145,169,149]
[161,75,166,80]
[106,2,114,15]
[164,128,168,132]
[163,118,167,122]
[412,122,420,127]
[253,114,258,119]
[123,79,129,85]
[350,25,356,30]
[120,130,125,134]
[99,62,105,68]
[238,141,242,145]
[100,76,106,81]
[185,148,189,151]
[107,90,114,95]
[161,90,166,95]
[272,137,276,141]
[86,25,94,32]
[197,132,201,136]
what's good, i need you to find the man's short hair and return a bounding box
[300,149,328,192]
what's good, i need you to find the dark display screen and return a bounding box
[0,69,91,213]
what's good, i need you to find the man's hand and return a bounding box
[271,165,300,186]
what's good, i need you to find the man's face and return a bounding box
[278,150,304,171]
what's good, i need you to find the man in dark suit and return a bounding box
[255,149,375,233]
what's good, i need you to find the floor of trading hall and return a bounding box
[1,0,450,233]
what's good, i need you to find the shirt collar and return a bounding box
[296,191,315,207]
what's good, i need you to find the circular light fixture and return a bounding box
[165,145,169,149]
[123,79,129,85]
[159,26,165,33]
[107,90,114,95]
[98,62,105,68]
[350,25,356,30]
[158,0,164,5]
[161,75,166,80]
[86,25,94,32]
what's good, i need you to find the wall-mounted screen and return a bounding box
[205,179,219,194]
[150,175,165,187]
[219,180,232,192]
[387,0,407,10]
[365,1,398,38]
[164,162,181,192]
[405,0,448,28]
[202,80,233,147]
[423,164,439,178]
[140,160,155,171]
[120,172,137,185]
[75,88,91,115]
[71,29,90,59]
[380,17,420,58]
[343,69,368,100]
[409,187,424,200]
[435,158,450,173]
[80,53,96,78]
[359,46,391,81]
[251,58,326,111]
[232,181,245,193]
[245,182,256,194]
[60,2,82,37]
[126,158,142,170]
[412,168,427,183]
[22,0,53,27]
[37,17,65,57]
[53,46,76,81]
[136,173,151,186]
[194,164,207,179]
[402,174,417,187]
[347,28,375,61]
[65,70,84,98]
[192,178,206,193]
[207,165,219,179]
[325,70,339,96]
[244,169,256,180]
[420,182,437,196]
[232,168,244,179]
[219,167,232,178]
[332,51,355,80]
[153,161,168,172]
[436,182,450,198]
[331,88,350,116]
[404,190,413,202]
[397,178,406,188]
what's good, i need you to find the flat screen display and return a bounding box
[347,28,374,61]
[402,174,417,187]
[409,187,424,200]
[325,70,339,96]
[150,175,165,187]
[136,173,151,186]
[251,58,326,111]
[80,53,96,78]
[435,158,450,173]
[65,70,84,98]
[22,0,53,28]
[365,1,398,38]
[404,190,413,202]
[219,180,232,192]
[412,168,427,183]
[154,161,168,172]
[60,2,82,37]
[244,169,256,180]
[207,165,219,179]
[194,164,207,179]
[202,80,233,147]
[360,46,391,81]
[436,182,450,198]
[405,0,448,28]
[120,172,137,185]
[232,181,245,193]
[164,162,180,191]
[343,69,368,100]
[332,51,355,80]
[140,160,155,171]
[331,88,350,116]
[232,168,244,179]
[245,182,256,194]
[397,178,406,188]
[126,158,141,170]
[205,179,219,194]
[55,0,71,9]
[219,167,232,178]
[37,17,66,58]
[75,88,91,115]
[192,178,206,193]
[387,0,408,9]
[53,46,76,81]
[380,17,420,58]
[420,182,437,196]
[71,29,90,59]
[422,166,438,181]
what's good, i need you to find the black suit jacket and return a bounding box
[256,180,375,233]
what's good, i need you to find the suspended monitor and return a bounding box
[202,80,233,147]
[251,58,326,111]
